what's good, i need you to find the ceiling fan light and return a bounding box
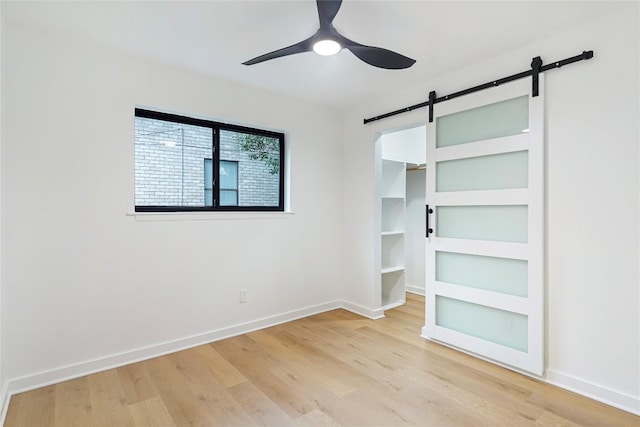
[313,39,341,56]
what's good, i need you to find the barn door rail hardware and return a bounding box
[363,50,593,125]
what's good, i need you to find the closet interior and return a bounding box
[377,125,426,310]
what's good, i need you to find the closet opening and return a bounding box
[375,124,426,312]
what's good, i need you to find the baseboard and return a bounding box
[421,326,428,338]
[341,300,385,319]
[11,301,636,418]
[5,299,343,399]
[0,381,10,427]
[406,285,425,296]
[420,328,640,416]
[546,369,640,416]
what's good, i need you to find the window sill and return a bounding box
[126,211,295,222]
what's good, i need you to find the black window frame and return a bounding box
[134,108,285,212]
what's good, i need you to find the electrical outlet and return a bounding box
[239,289,248,303]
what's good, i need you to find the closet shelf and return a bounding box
[381,299,405,310]
[381,230,404,236]
[381,266,405,274]
[380,149,409,312]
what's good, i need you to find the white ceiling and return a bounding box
[2,1,620,109]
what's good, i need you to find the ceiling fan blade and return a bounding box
[243,2,415,70]
[243,37,314,65]
[346,44,416,70]
[316,0,342,28]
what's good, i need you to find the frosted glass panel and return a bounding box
[437,205,527,243]
[436,296,528,352]
[437,96,529,147]
[436,252,527,297]
[436,151,528,192]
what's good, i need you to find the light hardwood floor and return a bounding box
[5,294,639,426]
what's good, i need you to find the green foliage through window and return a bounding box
[238,133,280,175]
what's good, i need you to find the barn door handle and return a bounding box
[426,205,434,237]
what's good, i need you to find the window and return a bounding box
[134,109,284,212]
[220,160,238,206]
[204,159,213,206]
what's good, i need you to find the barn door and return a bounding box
[423,77,544,375]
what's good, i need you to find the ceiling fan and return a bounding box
[242,0,416,70]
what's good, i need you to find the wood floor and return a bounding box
[5,294,638,426]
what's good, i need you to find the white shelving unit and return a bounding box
[377,125,427,310]
[380,159,406,309]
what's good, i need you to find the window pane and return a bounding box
[204,159,213,190]
[220,160,238,190]
[436,96,529,147]
[220,129,281,207]
[220,190,238,206]
[134,117,212,207]
[204,159,213,207]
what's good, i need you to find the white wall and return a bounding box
[380,126,426,165]
[341,5,639,413]
[0,2,4,404]
[1,21,344,384]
